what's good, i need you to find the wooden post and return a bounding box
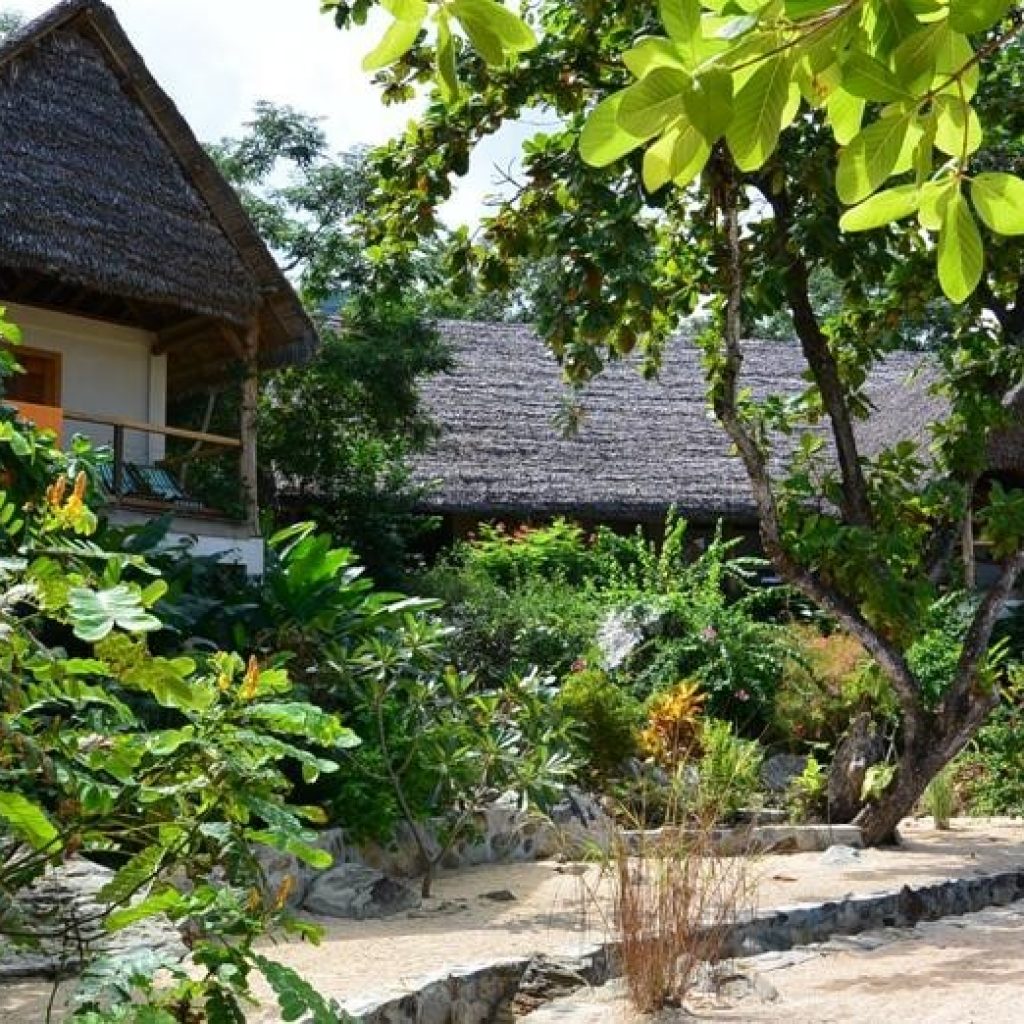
[240,322,260,534]
[112,424,125,498]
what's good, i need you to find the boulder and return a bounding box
[827,713,886,823]
[761,753,809,795]
[254,845,308,910]
[302,864,420,919]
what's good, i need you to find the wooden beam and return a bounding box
[239,321,260,535]
[154,315,215,354]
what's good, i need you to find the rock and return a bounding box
[761,754,809,795]
[820,844,862,867]
[302,864,420,919]
[479,889,517,902]
[254,845,308,910]
[827,713,886,823]
[596,608,646,670]
[0,857,184,980]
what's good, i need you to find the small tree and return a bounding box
[350,622,573,896]
[331,0,1024,841]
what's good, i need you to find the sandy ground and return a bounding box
[693,905,1024,1023]
[3,817,1023,1022]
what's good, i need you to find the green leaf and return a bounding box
[254,954,345,1024]
[68,585,162,643]
[842,51,912,102]
[971,173,1024,235]
[726,55,794,171]
[436,11,459,102]
[948,0,1012,33]
[933,95,981,157]
[243,702,360,749]
[623,37,687,77]
[826,87,865,145]
[97,845,164,906]
[937,190,983,303]
[642,123,709,190]
[362,11,425,71]
[660,0,700,47]
[682,67,734,139]
[839,184,920,231]
[0,792,59,851]
[617,68,689,139]
[836,112,912,204]
[918,177,956,230]
[449,0,537,65]
[106,889,185,932]
[580,93,645,166]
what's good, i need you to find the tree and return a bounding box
[332,0,1024,842]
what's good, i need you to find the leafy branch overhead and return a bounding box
[343,0,1024,303]
[580,0,1024,304]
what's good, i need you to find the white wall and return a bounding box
[5,302,167,464]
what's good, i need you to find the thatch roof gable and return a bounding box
[0,0,315,379]
[414,322,940,523]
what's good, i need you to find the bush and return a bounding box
[639,680,707,766]
[959,668,1024,816]
[556,667,643,780]
[772,625,897,748]
[785,755,828,823]
[697,719,764,819]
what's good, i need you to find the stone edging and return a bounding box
[347,866,1024,1024]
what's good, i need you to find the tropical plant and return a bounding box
[923,765,956,829]
[0,405,353,1021]
[555,666,643,781]
[347,629,573,895]
[639,679,707,767]
[697,718,764,819]
[785,755,828,824]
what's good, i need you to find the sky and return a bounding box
[12,0,531,226]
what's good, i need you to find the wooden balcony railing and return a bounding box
[63,410,244,518]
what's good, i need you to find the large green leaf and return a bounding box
[826,87,865,145]
[933,95,982,157]
[362,2,427,71]
[726,55,793,171]
[617,68,689,139]
[68,585,161,642]
[0,792,59,851]
[660,0,700,47]
[243,702,360,749]
[971,173,1024,235]
[948,0,1012,33]
[579,93,645,166]
[839,184,920,231]
[450,0,537,66]
[842,51,913,102]
[937,190,983,303]
[836,112,912,205]
[642,123,709,190]
[623,37,687,77]
[682,67,734,139]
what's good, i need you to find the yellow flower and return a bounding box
[240,655,261,700]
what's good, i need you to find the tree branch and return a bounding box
[759,179,874,528]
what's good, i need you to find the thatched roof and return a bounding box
[0,1,316,389]
[413,322,965,523]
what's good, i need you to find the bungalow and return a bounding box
[414,321,1022,560]
[0,0,316,573]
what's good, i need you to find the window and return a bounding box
[5,347,62,407]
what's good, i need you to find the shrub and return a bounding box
[923,766,956,829]
[785,755,828,823]
[639,680,707,766]
[697,719,764,819]
[555,667,642,781]
[772,625,897,748]
[959,668,1024,816]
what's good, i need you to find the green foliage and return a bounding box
[696,719,763,820]
[348,633,574,892]
[959,668,1024,816]
[0,387,354,1018]
[772,625,897,748]
[785,755,827,824]
[555,667,642,781]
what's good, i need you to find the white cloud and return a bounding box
[12,0,531,226]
